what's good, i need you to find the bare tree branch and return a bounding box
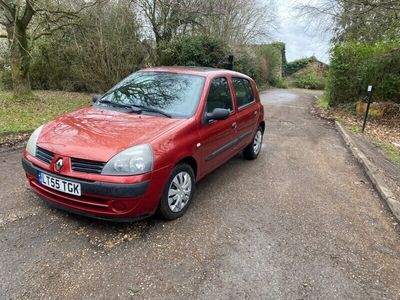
[296,0,400,42]
[33,22,80,40]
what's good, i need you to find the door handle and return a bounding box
[254,111,258,116]
[232,122,237,129]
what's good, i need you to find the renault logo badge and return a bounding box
[55,158,63,171]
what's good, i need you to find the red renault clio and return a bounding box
[22,67,265,221]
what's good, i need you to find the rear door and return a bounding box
[198,77,238,176]
[231,77,259,150]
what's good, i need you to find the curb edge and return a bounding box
[335,120,400,221]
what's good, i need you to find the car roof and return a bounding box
[140,66,253,80]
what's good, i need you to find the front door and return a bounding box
[198,77,238,177]
[231,77,259,150]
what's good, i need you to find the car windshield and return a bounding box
[98,72,205,118]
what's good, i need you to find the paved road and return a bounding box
[1,89,400,299]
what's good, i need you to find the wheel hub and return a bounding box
[167,171,192,213]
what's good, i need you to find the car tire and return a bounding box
[243,126,263,160]
[158,163,195,220]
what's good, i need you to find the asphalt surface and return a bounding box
[1,89,400,299]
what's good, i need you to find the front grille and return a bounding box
[71,157,105,174]
[36,147,54,164]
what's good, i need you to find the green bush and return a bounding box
[158,35,228,68]
[327,41,400,105]
[30,36,81,91]
[274,79,288,89]
[0,67,12,90]
[292,70,325,90]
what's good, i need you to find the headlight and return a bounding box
[101,144,153,175]
[26,125,44,156]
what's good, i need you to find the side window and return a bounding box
[232,78,254,108]
[206,77,233,113]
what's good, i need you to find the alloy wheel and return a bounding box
[168,171,192,212]
[253,130,263,155]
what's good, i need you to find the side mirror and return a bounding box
[92,94,102,103]
[206,108,230,122]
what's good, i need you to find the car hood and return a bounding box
[37,106,186,161]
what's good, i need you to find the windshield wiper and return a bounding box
[97,100,132,109]
[97,100,142,114]
[130,104,172,118]
[97,100,171,118]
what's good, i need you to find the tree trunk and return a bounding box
[7,25,33,99]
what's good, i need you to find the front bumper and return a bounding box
[22,158,162,220]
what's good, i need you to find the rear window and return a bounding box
[232,78,254,108]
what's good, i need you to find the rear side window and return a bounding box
[206,77,233,113]
[232,78,254,108]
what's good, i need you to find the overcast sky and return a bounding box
[272,0,332,63]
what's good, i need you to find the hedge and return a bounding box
[158,35,228,68]
[158,35,286,88]
[327,41,400,105]
[254,43,285,86]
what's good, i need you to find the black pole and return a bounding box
[362,86,373,133]
[226,55,234,70]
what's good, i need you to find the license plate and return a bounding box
[38,172,81,196]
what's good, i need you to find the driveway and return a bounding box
[1,89,399,299]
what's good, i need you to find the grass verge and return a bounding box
[317,94,330,111]
[315,95,400,166]
[337,116,400,167]
[0,90,91,145]
[372,140,400,165]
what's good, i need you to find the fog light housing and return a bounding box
[111,201,127,213]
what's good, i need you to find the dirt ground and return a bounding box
[1,89,399,299]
